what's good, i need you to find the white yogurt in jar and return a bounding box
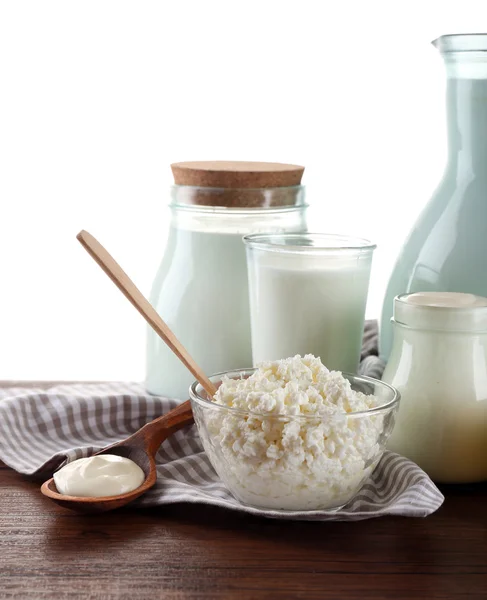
[383,292,487,483]
[53,454,145,497]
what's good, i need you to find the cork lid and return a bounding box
[171,161,305,208]
[172,161,304,188]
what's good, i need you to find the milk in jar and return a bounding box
[146,162,307,399]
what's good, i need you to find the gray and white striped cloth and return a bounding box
[0,324,444,521]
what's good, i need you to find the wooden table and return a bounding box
[1,384,486,599]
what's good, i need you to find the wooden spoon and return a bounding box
[41,230,217,513]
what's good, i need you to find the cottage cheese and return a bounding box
[203,355,383,510]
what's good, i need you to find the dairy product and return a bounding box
[383,292,487,483]
[53,454,145,497]
[244,235,375,374]
[200,355,386,510]
[146,204,306,399]
[147,228,251,399]
[380,37,487,361]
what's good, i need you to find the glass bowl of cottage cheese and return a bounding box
[189,355,400,512]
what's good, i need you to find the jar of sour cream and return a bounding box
[382,292,487,483]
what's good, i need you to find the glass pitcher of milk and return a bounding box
[380,34,487,360]
[146,162,307,399]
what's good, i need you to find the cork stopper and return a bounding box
[171,161,305,208]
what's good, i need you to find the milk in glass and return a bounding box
[244,234,375,373]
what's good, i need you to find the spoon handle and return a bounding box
[125,400,195,456]
[77,230,217,398]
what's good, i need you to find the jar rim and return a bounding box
[391,318,487,335]
[170,184,306,210]
[393,292,487,333]
[169,202,310,215]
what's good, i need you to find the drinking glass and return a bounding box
[243,233,376,373]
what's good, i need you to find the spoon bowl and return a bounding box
[41,229,216,512]
[40,467,156,514]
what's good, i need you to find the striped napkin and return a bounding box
[0,324,444,520]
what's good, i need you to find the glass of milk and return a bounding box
[243,233,376,372]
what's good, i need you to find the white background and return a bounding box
[1,0,485,381]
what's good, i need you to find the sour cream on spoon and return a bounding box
[53,455,145,498]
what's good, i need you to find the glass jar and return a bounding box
[146,185,307,399]
[380,34,487,360]
[382,292,487,483]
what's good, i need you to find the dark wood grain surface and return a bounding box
[1,383,486,600]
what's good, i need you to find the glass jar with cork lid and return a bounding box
[146,161,308,399]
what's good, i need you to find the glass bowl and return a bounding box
[189,369,400,512]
